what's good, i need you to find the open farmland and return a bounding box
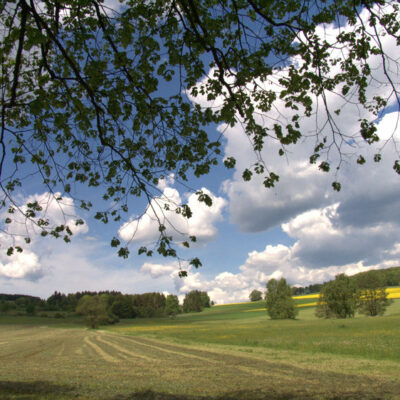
[1,299,400,399]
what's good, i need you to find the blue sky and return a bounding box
[1,3,400,303]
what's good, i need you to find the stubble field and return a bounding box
[1,298,400,400]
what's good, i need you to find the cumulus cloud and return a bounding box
[234,202,400,292]
[118,185,226,246]
[140,262,179,278]
[0,251,42,280]
[0,236,171,298]
[138,191,400,304]
[0,192,87,280]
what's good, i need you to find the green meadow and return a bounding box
[1,299,400,400]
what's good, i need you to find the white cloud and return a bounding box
[118,186,226,246]
[140,262,179,278]
[0,251,42,280]
[0,192,87,281]
[0,236,179,298]
[156,174,175,191]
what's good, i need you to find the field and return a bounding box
[1,298,400,400]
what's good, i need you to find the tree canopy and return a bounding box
[316,273,360,318]
[357,270,392,316]
[1,1,400,270]
[265,278,297,319]
[249,289,262,301]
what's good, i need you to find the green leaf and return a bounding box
[118,247,130,259]
[223,157,236,169]
[357,155,366,165]
[111,237,121,247]
[189,257,202,269]
[374,154,382,163]
[138,246,147,255]
[242,169,252,181]
[394,160,400,175]
[319,162,330,172]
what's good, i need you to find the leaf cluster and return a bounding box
[1,0,399,262]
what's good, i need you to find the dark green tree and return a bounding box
[76,295,111,329]
[46,291,67,311]
[316,274,360,319]
[110,295,135,319]
[25,303,36,316]
[183,290,203,313]
[265,278,298,319]
[1,1,400,267]
[0,300,13,314]
[131,292,166,317]
[200,291,211,308]
[249,289,263,302]
[357,270,392,316]
[165,294,180,317]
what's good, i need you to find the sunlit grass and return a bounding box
[107,299,400,361]
[1,299,400,399]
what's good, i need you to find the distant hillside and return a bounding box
[293,266,400,295]
[350,266,400,287]
[0,294,42,302]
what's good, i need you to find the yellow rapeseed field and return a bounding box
[386,287,400,299]
[239,287,400,312]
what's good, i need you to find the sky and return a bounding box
[1,3,400,303]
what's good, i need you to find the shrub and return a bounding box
[249,289,263,302]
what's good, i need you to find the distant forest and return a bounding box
[0,290,211,319]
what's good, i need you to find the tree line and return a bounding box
[0,290,211,323]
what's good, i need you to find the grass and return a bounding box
[1,300,400,399]
[110,299,400,361]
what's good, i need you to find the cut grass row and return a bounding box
[1,298,400,399]
[109,300,400,361]
[1,321,400,400]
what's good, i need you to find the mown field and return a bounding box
[1,296,400,400]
